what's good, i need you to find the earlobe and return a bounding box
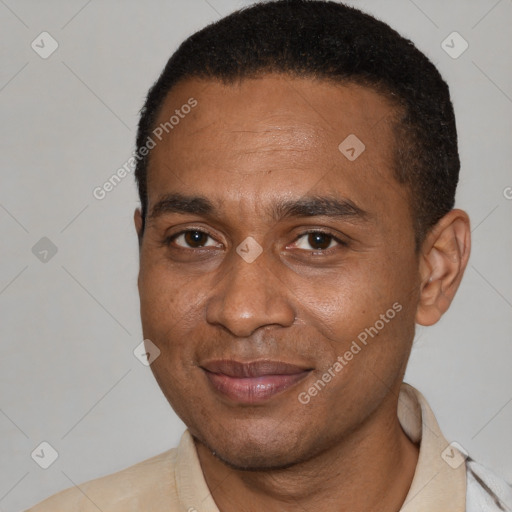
[415,209,471,326]
[134,208,143,245]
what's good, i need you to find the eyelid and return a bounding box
[162,227,222,248]
[161,226,347,253]
[290,229,348,248]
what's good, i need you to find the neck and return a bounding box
[195,392,419,512]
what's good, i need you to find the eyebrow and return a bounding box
[149,193,213,219]
[148,192,369,223]
[271,195,368,221]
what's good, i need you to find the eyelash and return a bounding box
[293,229,348,254]
[160,229,218,250]
[161,228,347,254]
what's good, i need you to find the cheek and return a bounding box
[138,259,205,348]
[139,266,206,412]
[296,251,418,357]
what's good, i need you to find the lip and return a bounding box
[201,359,312,404]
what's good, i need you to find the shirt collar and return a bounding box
[399,383,466,511]
[174,383,467,511]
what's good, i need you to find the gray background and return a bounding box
[1,0,511,510]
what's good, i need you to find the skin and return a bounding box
[134,74,471,512]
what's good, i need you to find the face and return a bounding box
[136,74,421,470]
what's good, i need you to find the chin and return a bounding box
[192,424,314,471]
[214,451,303,472]
[200,438,304,471]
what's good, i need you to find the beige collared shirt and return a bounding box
[26,383,469,511]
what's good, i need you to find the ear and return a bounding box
[134,208,144,246]
[416,209,471,326]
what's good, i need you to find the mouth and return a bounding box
[200,359,313,404]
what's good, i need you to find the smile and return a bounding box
[201,359,312,404]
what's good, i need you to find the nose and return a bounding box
[205,247,296,338]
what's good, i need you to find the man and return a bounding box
[26,0,511,510]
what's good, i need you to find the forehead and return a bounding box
[146,74,405,216]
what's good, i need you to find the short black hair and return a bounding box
[134,0,459,246]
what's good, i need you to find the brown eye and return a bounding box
[293,230,347,256]
[293,231,339,251]
[307,232,333,250]
[171,230,219,249]
[184,231,208,247]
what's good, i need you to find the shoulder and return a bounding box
[466,458,512,512]
[24,448,179,512]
